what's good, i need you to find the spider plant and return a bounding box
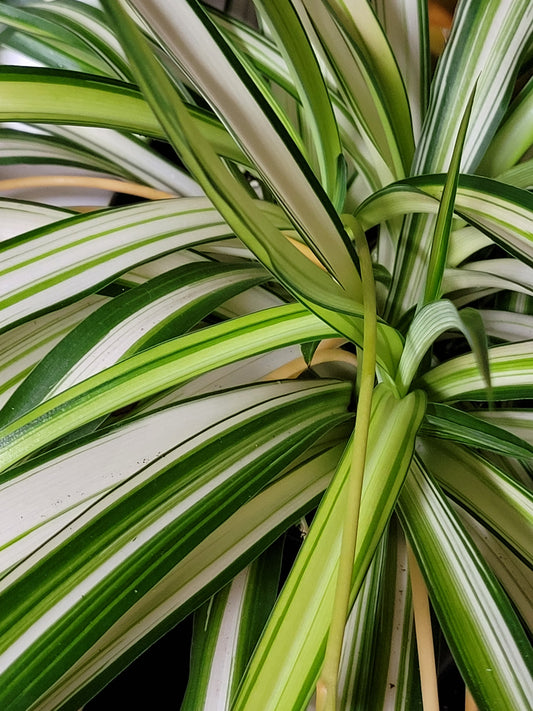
[0,1,531,710]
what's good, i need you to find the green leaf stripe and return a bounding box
[399,458,533,711]
[0,380,351,710]
[0,303,339,473]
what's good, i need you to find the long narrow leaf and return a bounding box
[398,457,533,711]
[0,261,268,425]
[0,304,340,473]
[232,384,426,711]
[417,438,533,566]
[123,0,361,293]
[0,67,245,163]
[0,381,350,710]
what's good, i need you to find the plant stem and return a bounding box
[316,216,377,711]
[407,544,440,711]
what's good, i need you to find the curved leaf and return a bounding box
[399,458,533,711]
[0,261,268,426]
[0,380,351,710]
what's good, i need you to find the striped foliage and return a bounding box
[0,1,531,710]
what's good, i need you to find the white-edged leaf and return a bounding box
[417,438,533,566]
[0,380,351,710]
[397,300,490,396]
[232,384,426,711]
[0,261,268,425]
[0,294,107,411]
[372,0,429,142]
[420,402,533,459]
[36,124,203,196]
[181,541,283,711]
[356,175,533,268]
[0,197,232,334]
[125,0,361,291]
[399,457,533,711]
[417,340,533,402]
[32,439,346,711]
[0,303,340,473]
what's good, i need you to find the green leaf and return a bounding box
[397,300,491,397]
[0,303,340,473]
[456,506,533,634]
[101,0,403,368]
[479,76,533,177]
[301,0,397,188]
[473,409,533,446]
[443,259,533,299]
[32,438,347,710]
[0,294,107,411]
[417,438,533,565]
[0,261,268,426]
[421,84,476,306]
[356,175,533,268]
[372,0,429,142]
[0,382,344,576]
[319,0,415,174]
[253,0,344,207]
[399,458,533,711]
[417,340,533,402]
[420,402,533,459]
[0,67,245,164]
[181,541,283,711]
[0,197,71,242]
[414,0,533,174]
[336,535,390,710]
[0,0,131,78]
[0,380,351,710]
[119,0,362,296]
[0,198,234,334]
[232,384,426,711]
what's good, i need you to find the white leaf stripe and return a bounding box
[0,295,107,411]
[0,128,120,174]
[30,0,131,79]
[322,0,415,173]
[0,384,350,709]
[480,75,533,177]
[303,0,397,186]
[127,0,360,290]
[0,262,267,426]
[0,382,324,572]
[0,4,118,77]
[0,198,71,243]
[372,0,429,143]
[473,410,533,446]
[37,124,203,195]
[417,438,533,566]
[232,385,425,711]
[253,0,343,206]
[455,506,533,634]
[356,175,533,266]
[420,403,533,458]
[418,341,533,402]
[0,67,245,164]
[0,304,339,473]
[413,0,533,173]
[32,443,345,711]
[338,537,387,709]
[212,9,393,194]
[397,299,483,395]
[0,198,230,334]
[399,459,533,711]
